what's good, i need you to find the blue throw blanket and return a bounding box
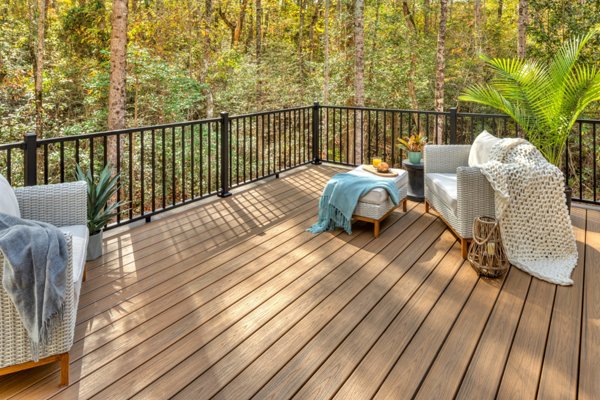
[307,172,400,234]
[0,213,68,361]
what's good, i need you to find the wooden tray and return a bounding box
[362,165,398,177]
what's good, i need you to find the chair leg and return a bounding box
[374,221,380,238]
[425,200,430,213]
[59,353,69,386]
[402,199,407,212]
[82,266,87,282]
[461,238,469,260]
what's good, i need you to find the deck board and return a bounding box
[0,165,598,400]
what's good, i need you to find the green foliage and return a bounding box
[459,28,600,167]
[75,163,127,234]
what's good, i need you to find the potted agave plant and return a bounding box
[459,28,600,211]
[75,163,126,260]
[398,132,427,164]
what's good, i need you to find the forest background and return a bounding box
[1,0,600,143]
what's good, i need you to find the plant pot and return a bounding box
[407,151,422,164]
[565,185,572,215]
[87,230,103,261]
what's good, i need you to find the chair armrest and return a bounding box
[456,166,496,221]
[14,181,88,227]
[424,145,471,174]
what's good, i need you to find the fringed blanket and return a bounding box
[480,139,578,285]
[308,172,400,235]
[0,213,68,360]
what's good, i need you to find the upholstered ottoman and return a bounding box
[349,166,408,237]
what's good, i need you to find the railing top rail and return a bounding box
[0,142,24,151]
[35,118,222,144]
[229,105,313,119]
[321,105,450,115]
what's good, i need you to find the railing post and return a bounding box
[24,132,37,186]
[311,102,321,164]
[449,107,457,144]
[218,112,232,197]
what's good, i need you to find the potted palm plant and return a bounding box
[75,163,126,260]
[459,28,600,209]
[398,132,427,164]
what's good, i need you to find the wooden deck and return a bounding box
[0,164,598,400]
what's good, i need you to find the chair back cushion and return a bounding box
[0,174,20,218]
[468,130,501,167]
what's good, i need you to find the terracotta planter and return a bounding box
[87,230,103,261]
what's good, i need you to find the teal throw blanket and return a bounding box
[307,172,400,235]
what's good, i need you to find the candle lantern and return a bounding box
[467,216,509,278]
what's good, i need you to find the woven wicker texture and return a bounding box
[424,145,496,239]
[353,186,408,220]
[1,181,86,368]
[14,181,87,227]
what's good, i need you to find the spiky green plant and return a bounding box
[75,164,126,234]
[459,28,600,167]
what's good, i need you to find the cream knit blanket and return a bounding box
[480,139,578,285]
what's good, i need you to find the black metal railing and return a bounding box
[1,103,599,229]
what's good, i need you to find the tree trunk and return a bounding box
[497,0,503,20]
[298,0,305,88]
[308,0,321,60]
[204,0,214,117]
[517,0,528,58]
[108,0,128,163]
[31,0,47,138]
[434,0,448,144]
[255,0,262,109]
[423,0,430,34]
[322,0,330,105]
[402,1,419,116]
[233,0,250,47]
[474,0,481,52]
[354,0,364,162]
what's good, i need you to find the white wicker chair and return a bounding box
[0,181,88,386]
[424,145,496,258]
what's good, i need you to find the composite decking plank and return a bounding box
[78,189,320,307]
[174,213,441,400]
[579,208,600,400]
[6,212,332,399]
[85,170,325,273]
[87,165,342,270]
[411,266,507,399]
[130,206,427,400]
[83,173,326,284]
[91,209,416,400]
[1,178,332,400]
[272,233,459,400]
[454,267,532,399]
[537,207,585,400]
[0,165,594,400]
[496,278,556,399]
[372,260,479,399]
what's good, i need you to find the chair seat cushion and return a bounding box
[0,174,20,218]
[58,225,88,300]
[348,166,408,205]
[425,173,458,213]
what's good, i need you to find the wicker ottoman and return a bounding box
[350,166,408,237]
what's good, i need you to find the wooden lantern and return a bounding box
[467,216,509,278]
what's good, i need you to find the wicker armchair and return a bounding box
[0,181,88,386]
[424,145,495,258]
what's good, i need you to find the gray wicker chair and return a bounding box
[0,181,88,386]
[424,145,495,258]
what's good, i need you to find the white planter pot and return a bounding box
[87,230,103,261]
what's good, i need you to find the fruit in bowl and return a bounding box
[377,162,390,173]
